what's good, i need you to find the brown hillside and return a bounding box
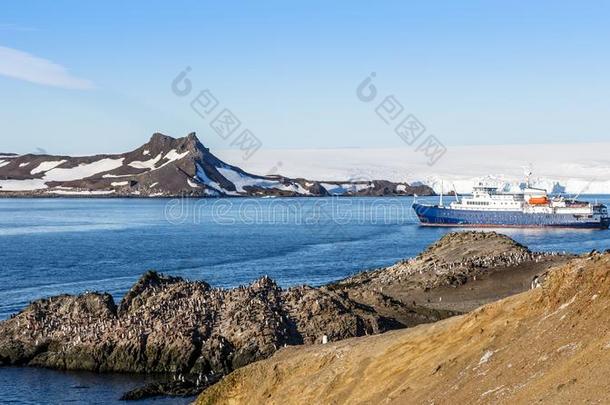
[197,253,610,405]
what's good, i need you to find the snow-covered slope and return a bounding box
[216,143,610,195]
[0,133,432,197]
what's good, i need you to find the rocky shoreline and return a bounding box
[0,231,569,400]
[0,271,429,399]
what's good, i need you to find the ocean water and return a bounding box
[0,367,187,405]
[1,196,609,404]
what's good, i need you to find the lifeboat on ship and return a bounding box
[528,196,549,205]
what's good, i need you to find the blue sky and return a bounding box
[1,1,609,155]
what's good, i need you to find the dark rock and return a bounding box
[0,272,401,384]
[120,374,221,401]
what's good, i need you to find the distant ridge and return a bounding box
[0,133,434,197]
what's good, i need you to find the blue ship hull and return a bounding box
[413,203,610,229]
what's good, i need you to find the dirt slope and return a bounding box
[197,253,610,405]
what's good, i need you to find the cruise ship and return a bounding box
[413,182,609,229]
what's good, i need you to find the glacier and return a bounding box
[217,142,610,195]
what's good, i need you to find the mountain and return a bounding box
[0,133,433,197]
[197,252,610,404]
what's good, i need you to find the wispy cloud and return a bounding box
[0,45,94,90]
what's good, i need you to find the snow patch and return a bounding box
[218,166,311,195]
[155,149,190,170]
[1,158,125,191]
[187,179,200,188]
[129,149,190,172]
[0,179,47,191]
[43,158,124,182]
[102,174,131,178]
[196,164,223,192]
[164,149,189,162]
[19,162,30,168]
[111,181,129,187]
[0,160,9,169]
[49,190,115,195]
[321,182,371,195]
[31,160,66,174]
[128,153,163,169]
[217,167,256,193]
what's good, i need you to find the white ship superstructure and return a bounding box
[414,179,609,229]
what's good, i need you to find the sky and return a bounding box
[1,1,609,155]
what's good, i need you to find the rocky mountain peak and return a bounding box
[149,132,175,143]
[185,132,199,142]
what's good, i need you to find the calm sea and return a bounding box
[1,196,609,404]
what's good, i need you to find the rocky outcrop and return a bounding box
[196,253,610,405]
[120,376,223,401]
[335,231,560,290]
[0,272,403,380]
[330,231,572,315]
[0,132,435,198]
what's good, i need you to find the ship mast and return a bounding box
[439,180,443,207]
[452,182,460,203]
[522,164,533,188]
